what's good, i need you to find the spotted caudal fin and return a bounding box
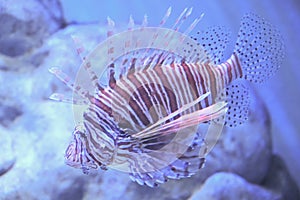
[234,13,284,83]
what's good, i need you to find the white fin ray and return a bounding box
[49,93,88,105]
[49,67,89,98]
[71,35,101,90]
[183,13,204,36]
[107,16,115,37]
[141,14,148,28]
[159,7,172,26]
[172,7,192,31]
[70,35,88,61]
[118,7,203,76]
[128,15,135,30]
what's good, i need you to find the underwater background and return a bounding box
[0,0,299,199]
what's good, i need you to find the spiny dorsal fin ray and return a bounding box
[159,7,172,26]
[49,67,89,98]
[133,7,194,71]
[71,35,103,91]
[183,13,205,36]
[142,14,148,28]
[110,7,207,80]
[107,16,115,37]
[128,15,135,30]
[135,7,173,69]
[49,93,88,105]
[71,35,88,61]
[172,7,192,31]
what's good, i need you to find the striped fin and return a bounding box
[49,67,89,98]
[141,14,148,28]
[128,15,135,30]
[183,13,204,36]
[132,92,227,139]
[171,7,193,31]
[71,35,103,91]
[127,7,200,73]
[134,7,173,71]
[49,93,88,105]
[107,16,115,37]
[159,6,172,27]
[103,7,207,83]
[129,131,207,187]
[114,7,172,78]
[71,35,88,61]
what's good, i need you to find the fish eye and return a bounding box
[73,124,86,137]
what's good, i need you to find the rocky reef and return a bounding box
[0,1,299,199]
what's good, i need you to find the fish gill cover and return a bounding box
[50,7,284,187]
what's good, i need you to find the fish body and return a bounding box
[51,9,284,187]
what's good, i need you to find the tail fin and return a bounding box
[234,13,284,83]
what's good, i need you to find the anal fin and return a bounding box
[222,80,250,127]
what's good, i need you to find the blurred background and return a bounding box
[61,0,300,187]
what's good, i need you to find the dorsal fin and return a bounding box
[104,7,206,80]
[159,7,172,26]
[107,16,115,37]
[128,15,135,30]
[49,67,89,98]
[172,7,192,31]
[55,8,208,118]
[192,26,231,64]
[71,35,103,92]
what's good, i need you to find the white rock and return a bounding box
[0,127,15,177]
[0,0,65,57]
[189,172,281,200]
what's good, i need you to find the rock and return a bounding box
[0,103,22,127]
[0,0,65,58]
[0,128,15,177]
[262,155,300,200]
[0,101,75,200]
[189,172,281,200]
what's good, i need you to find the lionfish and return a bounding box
[49,8,284,187]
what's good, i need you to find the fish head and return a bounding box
[64,125,101,174]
